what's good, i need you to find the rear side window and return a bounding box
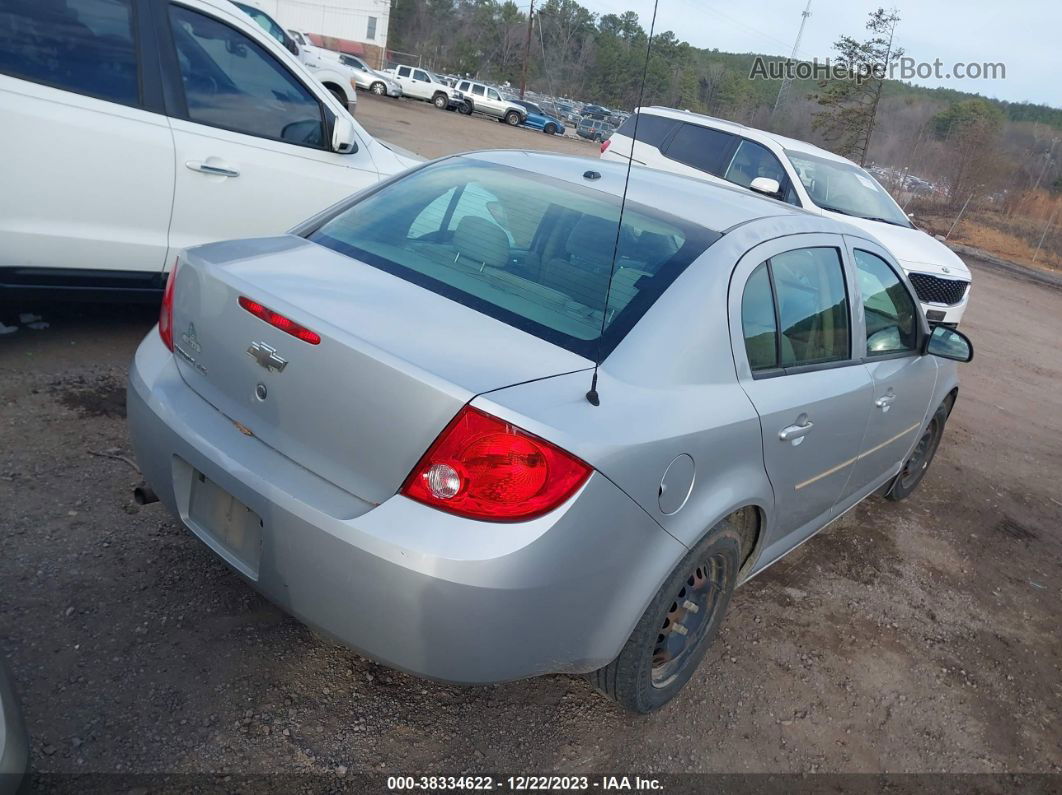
[854,249,918,355]
[614,113,678,148]
[169,6,324,147]
[740,247,851,373]
[0,0,140,106]
[309,159,720,359]
[664,124,736,176]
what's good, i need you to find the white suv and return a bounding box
[602,107,972,325]
[0,0,416,298]
[454,80,526,125]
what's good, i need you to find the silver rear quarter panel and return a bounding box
[128,332,686,683]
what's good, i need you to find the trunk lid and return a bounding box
[171,236,591,504]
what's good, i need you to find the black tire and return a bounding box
[885,400,950,501]
[432,92,448,109]
[504,110,521,126]
[458,100,473,115]
[589,520,742,713]
[544,123,557,135]
[326,86,348,109]
[370,81,386,96]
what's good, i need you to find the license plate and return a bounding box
[188,472,262,579]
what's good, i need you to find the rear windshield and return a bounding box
[308,159,719,358]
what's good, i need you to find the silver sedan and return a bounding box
[128,151,973,712]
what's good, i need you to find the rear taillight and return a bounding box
[400,406,591,521]
[159,259,179,351]
[238,296,321,344]
[600,138,611,154]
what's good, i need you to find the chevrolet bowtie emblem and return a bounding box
[247,341,287,373]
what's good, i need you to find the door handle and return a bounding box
[779,418,814,442]
[186,160,240,178]
[875,393,896,411]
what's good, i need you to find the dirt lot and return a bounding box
[1,95,1060,784]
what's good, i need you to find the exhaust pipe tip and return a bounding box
[133,484,158,505]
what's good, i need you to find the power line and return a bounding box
[773,0,813,116]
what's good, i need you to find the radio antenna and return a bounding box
[586,0,660,407]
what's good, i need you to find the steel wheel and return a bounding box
[886,401,949,501]
[650,553,729,688]
[588,520,743,713]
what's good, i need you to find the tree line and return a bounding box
[388,0,1061,210]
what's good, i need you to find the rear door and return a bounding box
[0,0,174,278]
[156,0,380,254]
[843,238,937,501]
[729,235,874,561]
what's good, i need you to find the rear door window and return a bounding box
[397,66,411,77]
[472,84,485,96]
[770,248,851,367]
[308,159,720,358]
[664,123,737,176]
[0,0,140,106]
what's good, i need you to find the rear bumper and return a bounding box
[127,332,684,684]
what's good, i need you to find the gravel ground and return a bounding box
[1,95,1060,784]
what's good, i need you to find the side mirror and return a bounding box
[331,114,358,154]
[924,325,973,362]
[750,177,781,197]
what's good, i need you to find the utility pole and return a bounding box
[772,0,812,117]
[519,0,535,99]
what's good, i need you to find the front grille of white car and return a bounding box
[908,273,969,306]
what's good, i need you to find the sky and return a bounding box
[577,0,1062,108]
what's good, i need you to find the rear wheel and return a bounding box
[885,401,949,501]
[370,81,386,96]
[432,92,448,110]
[544,123,558,135]
[504,110,521,126]
[588,520,742,713]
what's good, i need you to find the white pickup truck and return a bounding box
[386,65,465,110]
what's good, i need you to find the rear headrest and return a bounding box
[453,216,509,269]
[633,232,678,271]
[565,215,618,269]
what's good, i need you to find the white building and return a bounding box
[259,0,391,59]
